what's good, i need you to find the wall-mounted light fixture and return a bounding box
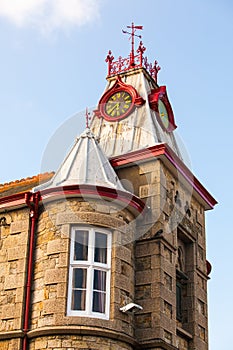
[119,302,143,313]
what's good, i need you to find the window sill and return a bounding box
[176,326,193,340]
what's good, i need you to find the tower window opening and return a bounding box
[176,243,189,323]
[67,226,111,319]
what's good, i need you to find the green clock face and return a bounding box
[105,91,132,118]
[158,100,169,129]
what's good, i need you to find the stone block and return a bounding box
[139,185,149,198]
[58,252,68,267]
[7,246,27,261]
[37,314,54,327]
[4,273,24,290]
[136,270,152,285]
[135,256,151,271]
[135,284,151,300]
[35,339,47,349]
[135,312,152,328]
[0,264,7,276]
[135,242,152,257]
[0,340,9,350]
[139,161,159,174]
[10,221,29,234]
[60,224,70,239]
[42,298,65,315]
[32,289,44,303]
[1,303,21,319]
[115,246,131,264]
[9,338,21,350]
[62,339,72,347]
[115,273,133,293]
[47,338,62,348]
[57,283,66,298]
[15,287,24,303]
[47,239,68,255]
[45,269,67,284]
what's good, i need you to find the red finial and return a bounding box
[85,108,91,128]
[137,41,146,65]
[150,60,161,82]
[105,50,114,76]
[105,25,160,82]
[122,23,143,67]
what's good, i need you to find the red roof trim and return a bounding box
[110,144,217,210]
[0,185,146,215]
[163,146,217,209]
[110,144,167,167]
[40,184,146,214]
[0,192,28,211]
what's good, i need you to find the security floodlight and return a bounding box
[119,302,143,313]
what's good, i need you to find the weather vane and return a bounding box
[122,22,143,67]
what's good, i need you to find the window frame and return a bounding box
[67,226,112,319]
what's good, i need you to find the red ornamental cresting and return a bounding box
[105,23,161,82]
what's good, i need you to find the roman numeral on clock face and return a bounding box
[105,91,132,118]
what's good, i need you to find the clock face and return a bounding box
[105,91,133,119]
[158,99,169,129]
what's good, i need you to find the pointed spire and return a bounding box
[33,128,126,192]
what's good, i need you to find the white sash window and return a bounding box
[67,226,111,319]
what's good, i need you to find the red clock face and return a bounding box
[104,91,133,119]
[95,76,145,122]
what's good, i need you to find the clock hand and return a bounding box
[107,102,120,115]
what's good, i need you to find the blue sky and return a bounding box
[0,1,232,348]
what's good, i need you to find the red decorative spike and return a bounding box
[106,24,161,82]
[137,41,146,65]
[105,50,114,76]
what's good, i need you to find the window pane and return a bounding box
[94,232,107,263]
[176,282,182,320]
[72,268,87,311]
[73,268,87,289]
[93,270,106,291]
[92,291,106,313]
[74,230,88,260]
[72,290,86,310]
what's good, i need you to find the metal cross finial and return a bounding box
[122,22,143,67]
[85,108,91,128]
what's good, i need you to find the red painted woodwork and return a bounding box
[149,86,177,132]
[106,45,160,82]
[0,192,26,210]
[95,75,145,122]
[122,22,143,68]
[106,24,160,82]
[40,184,147,215]
[23,192,40,350]
[110,144,217,210]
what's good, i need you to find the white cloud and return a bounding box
[0,0,101,33]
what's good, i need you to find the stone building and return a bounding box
[0,26,217,350]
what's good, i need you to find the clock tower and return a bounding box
[0,24,216,350]
[90,23,217,350]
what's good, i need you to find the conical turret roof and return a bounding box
[33,128,126,192]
